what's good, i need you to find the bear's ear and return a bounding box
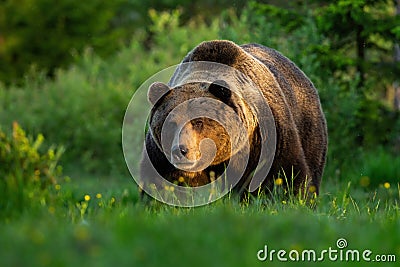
[208,80,231,103]
[148,82,170,105]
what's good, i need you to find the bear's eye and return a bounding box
[192,119,203,130]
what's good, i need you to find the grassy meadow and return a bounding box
[1,4,399,267]
[0,172,398,267]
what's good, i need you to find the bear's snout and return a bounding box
[170,142,197,170]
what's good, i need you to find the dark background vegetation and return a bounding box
[2,0,399,186]
[0,1,399,266]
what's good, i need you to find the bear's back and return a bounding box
[241,43,327,185]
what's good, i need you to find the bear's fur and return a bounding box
[140,40,327,197]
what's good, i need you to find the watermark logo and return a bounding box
[336,238,348,249]
[257,238,397,263]
[122,62,276,207]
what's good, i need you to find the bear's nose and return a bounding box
[172,145,188,160]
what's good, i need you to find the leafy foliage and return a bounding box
[0,0,247,85]
[0,2,398,183]
[221,0,400,170]
[0,0,127,84]
[313,0,400,87]
[0,10,219,174]
[0,122,64,217]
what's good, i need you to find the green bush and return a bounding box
[0,0,127,85]
[358,148,400,188]
[0,10,218,175]
[220,3,400,180]
[1,4,398,186]
[0,122,64,217]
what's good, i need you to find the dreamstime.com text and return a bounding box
[257,238,396,263]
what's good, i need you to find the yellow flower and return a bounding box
[84,194,91,201]
[48,206,55,214]
[309,185,317,193]
[55,184,61,190]
[359,176,370,187]
[275,178,283,186]
[178,176,185,183]
[96,193,102,199]
[383,182,390,189]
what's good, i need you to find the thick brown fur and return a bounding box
[141,40,327,197]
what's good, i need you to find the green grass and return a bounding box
[1,174,398,267]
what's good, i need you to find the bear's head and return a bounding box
[147,80,254,173]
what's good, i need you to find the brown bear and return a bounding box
[140,40,327,200]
